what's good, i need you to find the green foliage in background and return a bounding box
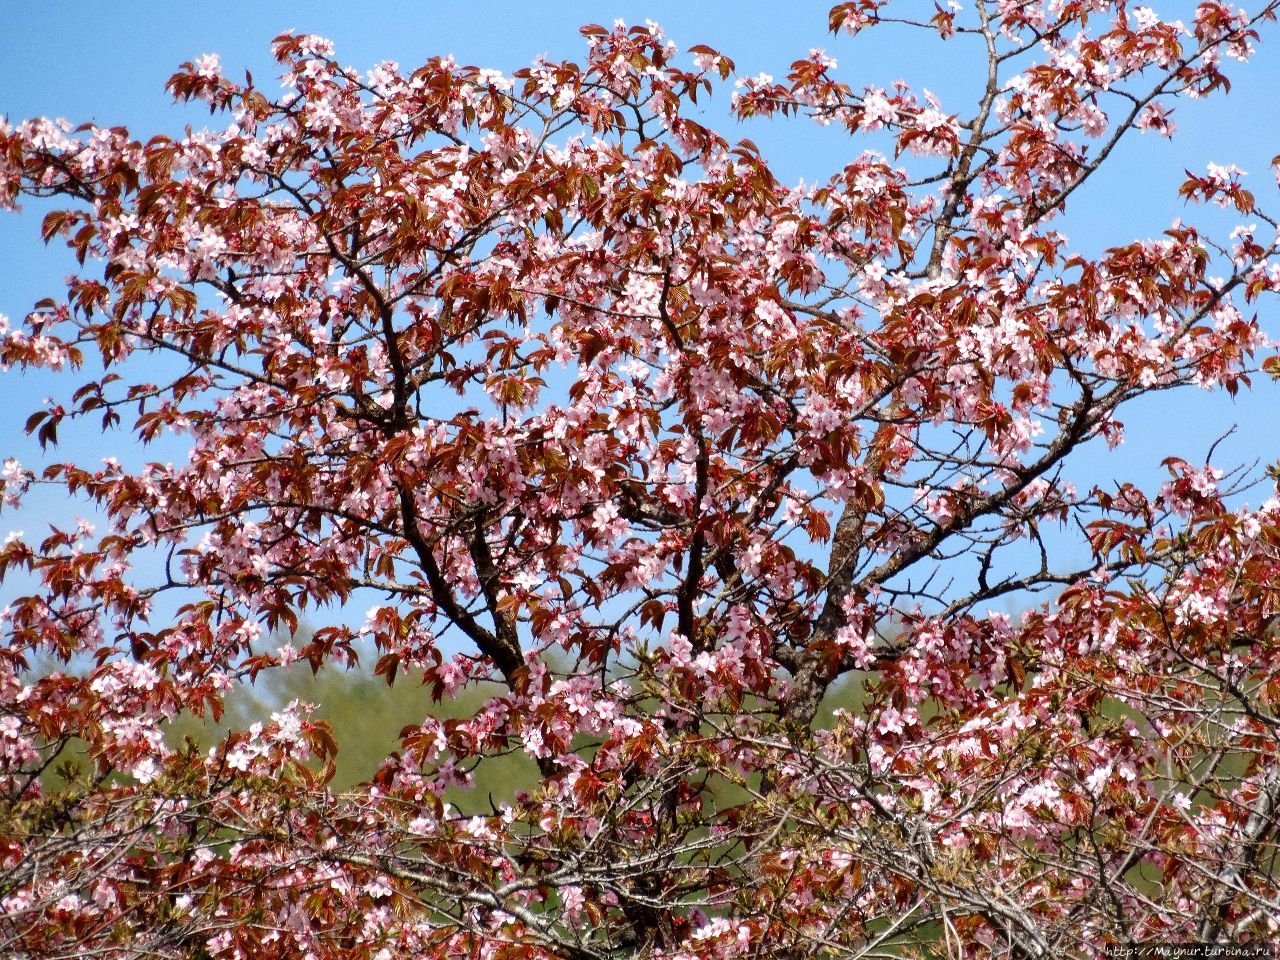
[163,642,871,804]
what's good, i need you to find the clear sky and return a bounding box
[2,1,1279,608]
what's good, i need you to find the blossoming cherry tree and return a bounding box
[3,2,1280,957]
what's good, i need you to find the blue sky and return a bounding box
[2,2,1279,615]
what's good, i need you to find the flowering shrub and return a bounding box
[3,3,1280,957]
